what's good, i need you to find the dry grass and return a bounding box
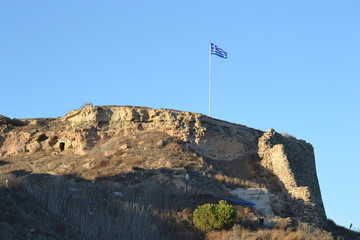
[0,173,66,239]
[206,222,334,240]
[0,173,196,240]
[29,178,187,239]
[80,102,93,109]
[1,172,357,240]
[236,205,251,218]
[281,132,296,139]
[206,224,245,240]
[274,217,291,230]
[214,173,264,188]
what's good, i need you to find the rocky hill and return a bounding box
[0,105,353,239]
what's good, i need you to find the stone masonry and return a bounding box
[258,128,326,225]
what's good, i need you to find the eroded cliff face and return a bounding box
[0,106,262,159]
[61,106,262,160]
[0,105,326,225]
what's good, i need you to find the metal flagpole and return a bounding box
[209,41,212,117]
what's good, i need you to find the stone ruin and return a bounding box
[0,105,327,225]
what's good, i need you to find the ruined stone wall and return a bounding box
[258,128,326,225]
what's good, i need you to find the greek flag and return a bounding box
[211,43,227,59]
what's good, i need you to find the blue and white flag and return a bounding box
[211,43,227,59]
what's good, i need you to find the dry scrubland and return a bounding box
[2,172,355,240]
[0,106,359,239]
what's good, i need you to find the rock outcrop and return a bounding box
[0,105,327,225]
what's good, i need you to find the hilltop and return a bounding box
[0,106,359,239]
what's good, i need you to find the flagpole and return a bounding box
[209,41,212,117]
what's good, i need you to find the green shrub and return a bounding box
[193,200,236,233]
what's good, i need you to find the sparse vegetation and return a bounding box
[193,200,237,233]
[1,162,359,240]
[274,217,290,230]
[26,177,189,239]
[206,222,334,240]
[281,132,295,139]
[80,102,93,109]
[0,173,198,240]
[324,219,360,240]
[214,173,265,188]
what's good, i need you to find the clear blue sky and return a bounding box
[1,0,359,229]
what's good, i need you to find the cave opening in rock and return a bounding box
[59,142,65,151]
[37,134,48,142]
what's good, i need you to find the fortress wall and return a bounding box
[258,128,327,225]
